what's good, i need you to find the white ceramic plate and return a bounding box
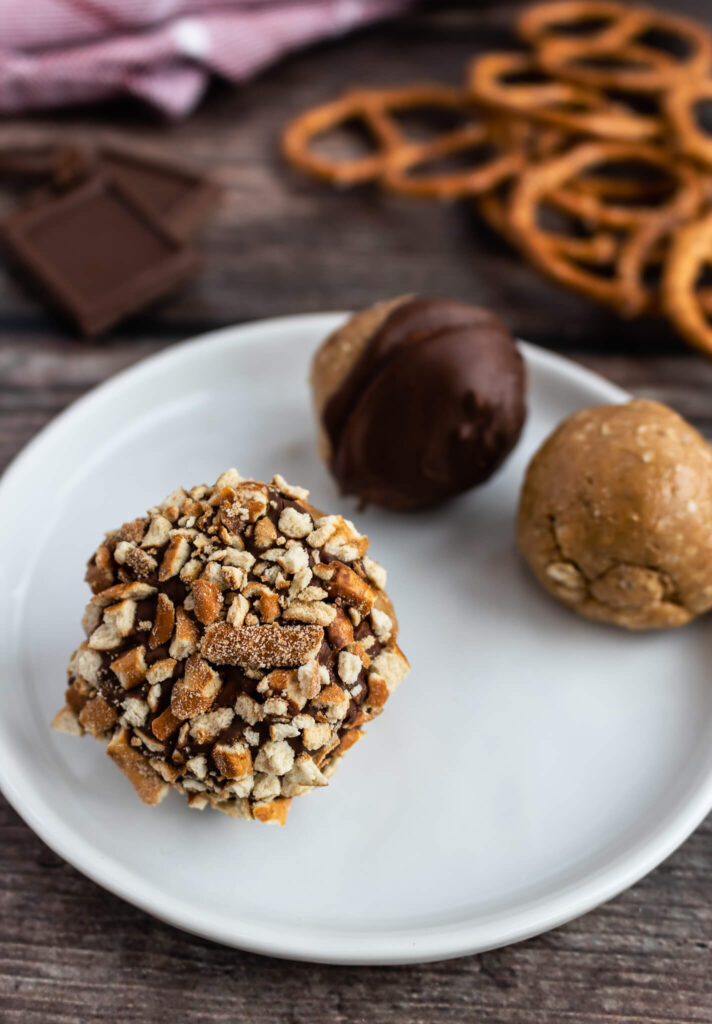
[1,314,712,966]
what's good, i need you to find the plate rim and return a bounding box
[2,312,711,965]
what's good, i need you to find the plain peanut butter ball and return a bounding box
[518,399,712,629]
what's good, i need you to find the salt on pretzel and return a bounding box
[467,51,660,141]
[282,84,522,198]
[519,1,712,93]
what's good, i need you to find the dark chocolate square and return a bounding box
[99,146,221,240]
[2,175,199,336]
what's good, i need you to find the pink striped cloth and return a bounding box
[0,0,411,118]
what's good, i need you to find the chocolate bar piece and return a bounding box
[2,175,199,336]
[98,146,220,240]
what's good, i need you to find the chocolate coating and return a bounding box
[320,296,526,510]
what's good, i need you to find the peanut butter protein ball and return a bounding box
[518,399,712,629]
[312,295,526,510]
[53,470,408,824]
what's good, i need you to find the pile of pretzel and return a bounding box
[282,0,712,357]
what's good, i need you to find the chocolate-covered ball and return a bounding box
[311,296,526,510]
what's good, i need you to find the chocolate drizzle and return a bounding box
[322,296,526,510]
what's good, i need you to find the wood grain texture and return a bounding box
[1,3,711,1021]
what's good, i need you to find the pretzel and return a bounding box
[282,85,521,198]
[518,0,631,46]
[479,125,675,274]
[282,87,405,186]
[467,51,660,141]
[478,122,663,265]
[478,182,619,265]
[537,41,681,96]
[665,79,712,170]
[514,140,705,230]
[507,140,703,314]
[380,117,522,200]
[662,210,712,356]
[493,117,570,162]
[509,205,663,316]
[520,2,712,93]
[480,178,671,314]
[280,4,712,356]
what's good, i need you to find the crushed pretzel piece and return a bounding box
[192,578,223,625]
[110,645,148,689]
[169,606,200,660]
[171,654,222,720]
[78,695,117,738]
[318,561,376,613]
[159,535,191,581]
[107,728,169,805]
[213,740,253,780]
[202,621,324,668]
[149,593,175,649]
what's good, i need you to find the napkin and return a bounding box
[0,0,411,117]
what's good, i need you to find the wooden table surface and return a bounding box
[1,4,711,1022]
